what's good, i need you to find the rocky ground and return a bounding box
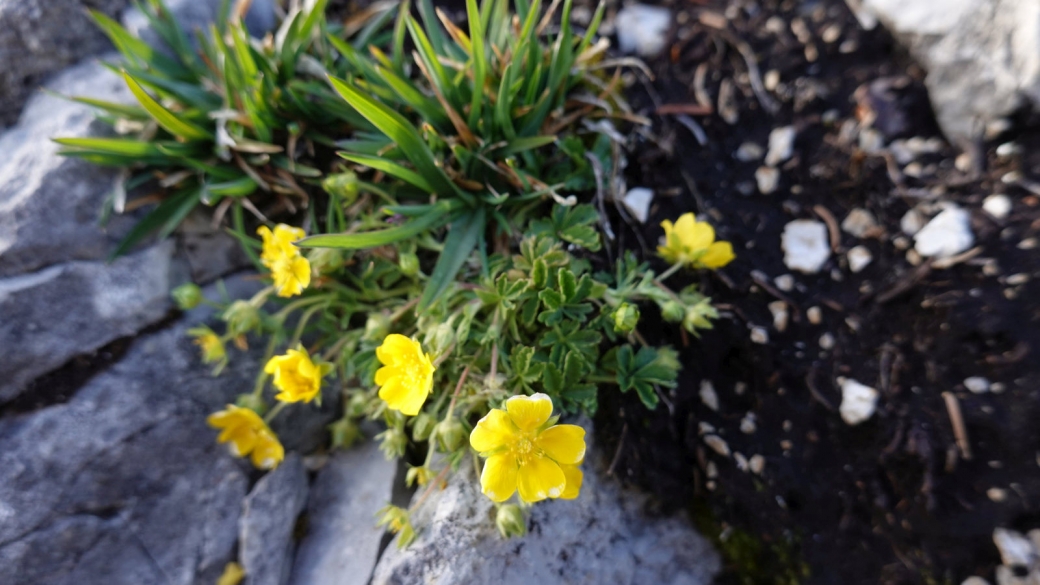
[2,0,1040,584]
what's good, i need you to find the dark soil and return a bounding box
[592,0,1040,583]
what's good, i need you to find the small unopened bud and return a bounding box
[411,412,437,441]
[234,393,268,416]
[322,171,359,204]
[406,465,435,487]
[307,247,345,275]
[398,251,420,276]
[683,298,719,334]
[376,425,408,460]
[434,418,465,452]
[171,283,203,310]
[364,313,392,343]
[329,417,360,449]
[377,505,417,548]
[346,392,369,418]
[426,323,455,357]
[661,300,684,323]
[612,302,640,333]
[495,504,526,538]
[223,300,261,337]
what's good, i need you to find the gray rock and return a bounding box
[0,0,128,128]
[241,454,309,585]
[0,241,176,404]
[0,57,136,278]
[846,0,1040,142]
[178,211,252,284]
[371,424,720,585]
[290,442,398,585]
[123,0,276,53]
[0,299,260,585]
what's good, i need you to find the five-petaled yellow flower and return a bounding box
[257,224,311,298]
[657,213,735,269]
[374,334,435,416]
[470,393,586,503]
[207,405,285,469]
[264,346,333,403]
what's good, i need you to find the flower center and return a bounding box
[512,433,537,466]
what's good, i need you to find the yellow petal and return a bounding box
[699,241,735,268]
[536,424,586,465]
[560,464,584,500]
[251,431,284,469]
[681,217,715,251]
[470,408,518,452]
[216,562,245,585]
[220,426,257,456]
[516,454,566,503]
[505,393,554,431]
[480,452,519,502]
[376,334,416,365]
[378,376,428,416]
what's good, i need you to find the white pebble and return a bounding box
[839,378,879,425]
[740,413,757,434]
[698,421,716,435]
[1007,273,1029,286]
[768,300,789,332]
[807,306,822,325]
[735,142,764,161]
[782,220,831,273]
[961,577,991,585]
[750,326,770,344]
[858,128,884,154]
[703,434,731,457]
[847,245,873,273]
[819,333,835,350]
[765,126,797,167]
[964,376,990,394]
[706,461,718,478]
[774,274,795,292]
[982,194,1012,220]
[900,208,925,236]
[841,208,878,237]
[749,454,765,475]
[615,5,672,57]
[734,382,748,396]
[914,206,974,258]
[699,380,719,412]
[756,166,781,194]
[734,452,749,472]
[764,69,780,91]
[996,142,1019,157]
[987,488,1008,503]
[622,187,654,223]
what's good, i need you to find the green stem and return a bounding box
[289,303,328,348]
[263,401,288,423]
[656,262,684,282]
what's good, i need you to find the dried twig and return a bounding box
[942,391,972,461]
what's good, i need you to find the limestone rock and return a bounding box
[0,57,136,277]
[0,299,261,585]
[839,378,879,425]
[241,455,309,585]
[914,205,974,258]
[0,0,128,128]
[846,0,1040,142]
[615,5,672,57]
[290,442,398,585]
[781,220,831,274]
[371,423,719,585]
[0,241,176,404]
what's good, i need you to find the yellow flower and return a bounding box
[216,562,245,585]
[470,393,586,503]
[264,347,333,404]
[257,224,311,298]
[657,213,735,269]
[207,405,285,469]
[374,334,435,416]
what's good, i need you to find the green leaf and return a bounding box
[109,187,201,259]
[327,75,470,203]
[298,201,455,249]
[54,137,166,158]
[339,153,435,193]
[418,207,486,310]
[497,135,556,157]
[90,10,189,77]
[465,0,486,129]
[61,95,149,120]
[122,71,212,140]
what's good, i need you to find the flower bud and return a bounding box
[660,300,684,323]
[434,418,466,452]
[376,425,408,460]
[612,302,640,333]
[364,313,391,343]
[377,505,417,548]
[346,391,369,418]
[425,323,455,357]
[223,300,262,337]
[682,298,719,334]
[234,393,268,416]
[171,283,203,310]
[495,504,526,538]
[307,247,345,275]
[398,251,420,276]
[406,465,435,487]
[321,171,359,204]
[329,417,361,449]
[411,412,437,442]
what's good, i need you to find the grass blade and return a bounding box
[109,187,200,259]
[418,206,485,310]
[340,153,436,193]
[123,71,214,140]
[298,201,455,249]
